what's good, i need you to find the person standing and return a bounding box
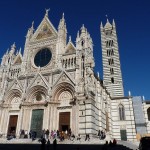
[45,129,49,140]
[47,139,50,150]
[41,137,46,150]
[53,138,57,150]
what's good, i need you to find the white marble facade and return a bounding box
[0,10,144,141]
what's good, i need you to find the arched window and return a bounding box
[111,77,114,83]
[110,68,114,74]
[81,40,84,47]
[119,104,125,120]
[147,108,150,121]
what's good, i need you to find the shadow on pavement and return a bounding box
[0,144,132,150]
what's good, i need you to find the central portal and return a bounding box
[59,112,70,132]
[30,109,44,138]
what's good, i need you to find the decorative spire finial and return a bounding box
[106,14,108,21]
[19,47,21,53]
[128,91,131,96]
[143,96,145,101]
[62,12,64,19]
[97,72,100,78]
[10,42,16,54]
[69,36,71,42]
[82,24,85,29]
[112,19,116,27]
[11,42,16,49]
[100,22,103,28]
[77,31,79,37]
[6,48,9,54]
[81,24,86,32]
[31,21,34,28]
[45,8,50,17]
[16,49,19,55]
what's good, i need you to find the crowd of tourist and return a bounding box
[4,128,119,150]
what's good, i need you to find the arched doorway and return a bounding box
[59,112,70,132]
[58,91,72,132]
[5,90,21,137]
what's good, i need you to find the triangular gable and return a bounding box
[28,72,49,89]
[7,79,23,92]
[13,53,22,65]
[53,70,75,87]
[65,42,76,54]
[31,16,58,41]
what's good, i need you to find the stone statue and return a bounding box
[85,67,95,93]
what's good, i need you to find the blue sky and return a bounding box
[0,0,150,99]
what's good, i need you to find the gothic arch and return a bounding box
[26,85,48,102]
[4,89,22,104]
[118,104,125,120]
[147,107,150,121]
[52,82,74,102]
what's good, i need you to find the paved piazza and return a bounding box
[0,138,139,150]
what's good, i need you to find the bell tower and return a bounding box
[101,19,124,97]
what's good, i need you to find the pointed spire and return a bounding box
[86,29,88,36]
[76,31,80,44]
[11,42,16,49]
[10,42,16,54]
[19,47,21,54]
[58,12,66,30]
[100,22,103,28]
[16,49,19,55]
[31,21,34,30]
[104,18,112,29]
[81,24,86,35]
[81,24,85,30]
[26,21,34,39]
[106,18,109,23]
[112,19,116,27]
[6,48,9,55]
[77,31,79,38]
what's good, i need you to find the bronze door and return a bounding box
[120,130,127,141]
[7,115,18,136]
[59,112,70,131]
[30,109,44,138]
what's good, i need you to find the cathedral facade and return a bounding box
[0,11,149,141]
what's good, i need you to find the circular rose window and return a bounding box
[34,48,52,67]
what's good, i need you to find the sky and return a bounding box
[0,0,150,99]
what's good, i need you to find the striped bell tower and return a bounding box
[100,19,124,97]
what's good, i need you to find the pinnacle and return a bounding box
[11,42,16,49]
[19,47,22,53]
[100,22,103,28]
[69,36,71,42]
[62,12,65,19]
[31,21,34,29]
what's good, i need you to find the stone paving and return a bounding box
[0,137,139,150]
